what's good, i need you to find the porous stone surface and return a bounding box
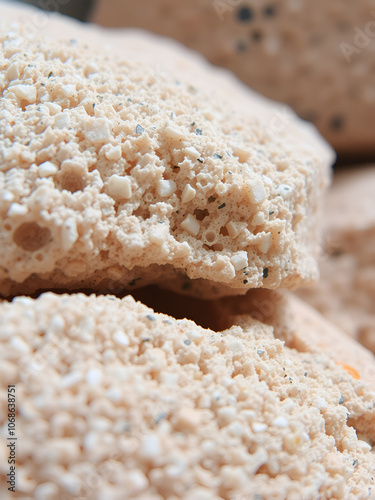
[0,3,333,298]
[0,292,374,499]
[297,166,375,354]
[91,0,375,157]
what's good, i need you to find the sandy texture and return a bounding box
[90,0,375,156]
[297,166,375,354]
[0,292,374,500]
[0,2,333,298]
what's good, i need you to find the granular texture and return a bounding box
[91,0,375,156]
[0,293,374,499]
[297,166,375,354]
[0,3,333,298]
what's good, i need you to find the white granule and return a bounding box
[181,183,196,203]
[157,179,177,197]
[7,203,28,216]
[104,144,122,161]
[107,174,132,200]
[181,214,200,236]
[61,217,78,251]
[252,422,268,433]
[113,329,130,346]
[245,178,267,204]
[38,161,58,177]
[61,84,76,98]
[9,83,36,103]
[231,252,248,271]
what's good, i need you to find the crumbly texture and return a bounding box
[0,292,374,500]
[0,3,333,298]
[297,166,375,354]
[90,0,375,156]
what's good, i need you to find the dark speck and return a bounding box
[155,412,167,424]
[257,349,265,356]
[136,124,145,134]
[263,5,276,17]
[218,203,226,209]
[236,40,247,52]
[353,460,358,468]
[251,30,263,42]
[237,5,254,22]
[213,153,223,159]
[339,395,345,405]
[191,122,196,127]
[269,211,274,216]
[146,314,156,321]
[48,71,53,78]
[197,158,204,163]
[243,280,248,284]
[182,282,192,291]
[184,339,191,345]
[263,268,269,279]
[330,115,344,131]
[208,196,216,203]
[196,128,203,135]
[129,278,141,287]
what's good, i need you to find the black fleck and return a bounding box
[146,314,156,321]
[213,153,223,159]
[197,158,204,163]
[243,279,248,284]
[237,6,254,22]
[155,412,167,424]
[263,5,276,17]
[208,196,216,203]
[339,395,345,405]
[330,115,344,131]
[218,203,226,209]
[182,282,192,291]
[196,128,203,135]
[236,40,247,52]
[263,268,269,279]
[136,124,144,134]
[184,339,191,345]
[48,71,53,78]
[353,460,358,467]
[129,278,141,287]
[269,211,274,215]
[251,30,263,42]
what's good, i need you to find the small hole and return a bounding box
[220,226,229,237]
[59,169,86,193]
[203,230,218,245]
[144,193,154,203]
[35,253,44,262]
[194,209,209,221]
[13,222,51,252]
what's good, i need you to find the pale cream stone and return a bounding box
[181,184,196,203]
[106,174,131,200]
[181,214,200,236]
